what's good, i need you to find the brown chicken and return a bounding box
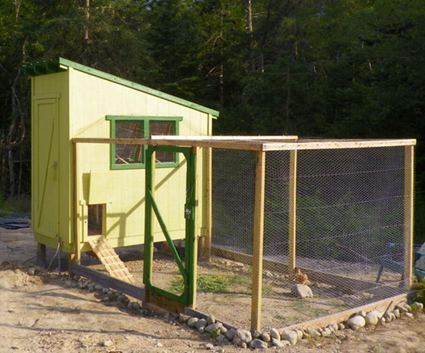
[293,267,311,285]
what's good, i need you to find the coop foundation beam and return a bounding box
[404,145,415,288]
[282,293,410,332]
[70,263,144,300]
[251,151,266,332]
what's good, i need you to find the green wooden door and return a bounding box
[33,97,60,239]
[143,145,196,307]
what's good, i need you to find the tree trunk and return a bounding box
[246,0,255,71]
[8,149,15,198]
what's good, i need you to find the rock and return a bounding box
[205,323,218,333]
[380,317,386,325]
[195,318,207,330]
[94,284,103,292]
[264,270,273,278]
[207,315,216,325]
[270,328,280,340]
[117,294,129,307]
[271,338,290,348]
[102,340,113,347]
[232,335,242,347]
[358,310,367,318]
[338,323,345,330]
[405,312,414,319]
[411,302,424,312]
[28,267,36,276]
[187,317,198,328]
[291,283,313,298]
[296,329,304,340]
[306,328,321,338]
[219,325,227,334]
[365,311,380,325]
[250,339,268,349]
[384,310,395,322]
[128,302,141,311]
[204,343,214,350]
[281,330,298,345]
[216,334,228,345]
[179,313,190,323]
[394,309,401,318]
[241,342,248,349]
[225,328,237,341]
[252,330,261,339]
[397,304,409,313]
[404,304,412,312]
[260,332,270,342]
[321,328,331,337]
[347,315,366,330]
[235,328,252,343]
[331,323,339,332]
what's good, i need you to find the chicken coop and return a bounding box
[27,58,416,333]
[27,57,217,263]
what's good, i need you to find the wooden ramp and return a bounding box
[88,237,135,284]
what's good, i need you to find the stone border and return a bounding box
[65,274,424,350]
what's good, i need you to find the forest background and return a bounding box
[0,0,424,243]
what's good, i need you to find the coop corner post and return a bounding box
[251,150,266,333]
[288,149,298,272]
[404,145,415,289]
[70,140,81,266]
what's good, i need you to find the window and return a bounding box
[115,121,144,165]
[107,116,181,170]
[150,120,176,163]
[88,204,105,236]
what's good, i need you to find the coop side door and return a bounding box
[33,97,60,240]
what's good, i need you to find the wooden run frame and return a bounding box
[70,136,416,333]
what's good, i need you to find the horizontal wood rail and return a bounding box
[72,137,415,151]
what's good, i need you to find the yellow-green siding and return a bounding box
[31,66,212,253]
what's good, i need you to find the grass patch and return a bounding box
[170,273,249,294]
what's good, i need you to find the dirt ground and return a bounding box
[1,227,425,353]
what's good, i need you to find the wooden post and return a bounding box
[37,243,47,268]
[288,149,297,272]
[192,147,199,308]
[71,141,81,264]
[251,151,266,332]
[204,146,212,261]
[404,145,414,288]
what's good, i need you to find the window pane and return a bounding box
[115,121,144,164]
[150,121,176,163]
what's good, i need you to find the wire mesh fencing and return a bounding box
[196,149,256,329]
[209,144,411,331]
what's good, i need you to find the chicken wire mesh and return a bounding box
[207,145,409,330]
[261,146,407,329]
[197,149,256,329]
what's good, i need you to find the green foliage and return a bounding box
[413,280,425,304]
[0,0,424,244]
[170,273,247,294]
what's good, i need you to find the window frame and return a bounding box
[107,116,182,170]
